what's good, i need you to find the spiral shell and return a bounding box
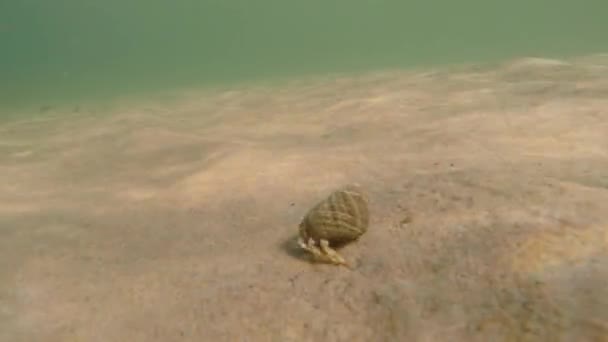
[298,184,369,246]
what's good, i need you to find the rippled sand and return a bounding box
[1,54,608,341]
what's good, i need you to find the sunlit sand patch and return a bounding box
[170,148,350,207]
[147,162,204,180]
[212,121,326,141]
[0,138,31,148]
[118,187,160,201]
[172,149,284,200]
[121,127,209,154]
[479,100,608,158]
[0,182,60,215]
[361,94,395,104]
[509,224,607,275]
[10,150,33,158]
[325,98,370,113]
[499,135,607,159]
[0,202,42,216]
[14,223,89,244]
[503,57,572,70]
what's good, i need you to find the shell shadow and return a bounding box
[281,235,309,261]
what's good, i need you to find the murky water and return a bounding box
[1,0,607,111]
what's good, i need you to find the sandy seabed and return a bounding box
[1,54,608,341]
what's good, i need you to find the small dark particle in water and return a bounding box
[40,105,53,113]
[399,216,412,226]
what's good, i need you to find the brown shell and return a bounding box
[299,184,369,245]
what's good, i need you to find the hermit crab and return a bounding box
[297,184,370,268]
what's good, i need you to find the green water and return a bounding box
[1,0,607,112]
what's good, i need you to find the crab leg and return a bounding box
[319,239,352,269]
[298,237,323,256]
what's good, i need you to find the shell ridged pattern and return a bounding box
[299,184,369,246]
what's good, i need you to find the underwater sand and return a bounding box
[1,54,608,341]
